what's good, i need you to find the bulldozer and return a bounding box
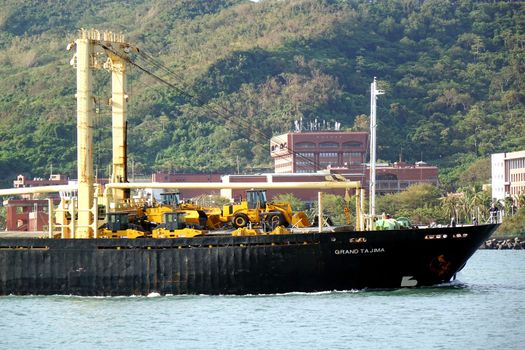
[220,189,310,229]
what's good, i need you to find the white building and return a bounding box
[491,150,525,201]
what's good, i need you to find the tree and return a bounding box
[376,184,445,225]
[313,193,347,226]
[457,158,491,188]
[0,207,6,230]
[470,189,491,223]
[496,207,525,238]
[351,114,369,131]
[516,194,525,209]
[440,194,459,223]
[271,193,306,212]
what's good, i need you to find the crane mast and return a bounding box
[70,29,131,238]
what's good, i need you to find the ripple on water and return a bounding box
[0,251,523,350]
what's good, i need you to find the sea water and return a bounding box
[0,250,523,350]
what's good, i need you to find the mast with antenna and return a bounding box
[369,77,384,223]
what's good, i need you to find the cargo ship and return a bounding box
[0,30,499,296]
[0,224,498,295]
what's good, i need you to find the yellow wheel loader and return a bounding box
[98,212,147,239]
[152,212,203,238]
[221,189,310,229]
[145,192,220,229]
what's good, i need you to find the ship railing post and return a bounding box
[359,188,365,231]
[355,188,361,231]
[60,198,66,239]
[48,198,54,238]
[70,197,76,239]
[318,191,323,233]
[92,196,98,238]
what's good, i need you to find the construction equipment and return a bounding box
[145,191,219,229]
[99,212,147,238]
[152,212,203,238]
[231,225,290,236]
[221,189,310,229]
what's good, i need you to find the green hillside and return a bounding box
[0,0,524,189]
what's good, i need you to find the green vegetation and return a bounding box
[498,207,525,237]
[0,1,524,234]
[313,193,349,226]
[381,184,524,237]
[272,193,307,212]
[0,206,5,230]
[271,185,524,236]
[377,183,447,225]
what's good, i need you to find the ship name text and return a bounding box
[334,247,385,255]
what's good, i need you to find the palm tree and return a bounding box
[516,194,525,209]
[503,196,514,217]
[471,190,491,223]
[440,194,459,224]
[457,193,472,224]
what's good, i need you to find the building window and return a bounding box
[320,152,338,158]
[343,141,362,148]
[319,142,339,148]
[343,152,361,158]
[296,142,316,149]
[297,152,314,158]
[320,161,335,167]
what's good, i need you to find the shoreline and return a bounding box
[480,237,524,249]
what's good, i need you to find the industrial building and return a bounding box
[270,131,368,173]
[491,150,525,201]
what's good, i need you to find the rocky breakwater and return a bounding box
[481,237,524,250]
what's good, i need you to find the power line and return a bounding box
[100,44,347,173]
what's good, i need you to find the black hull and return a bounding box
[0,224,498,296]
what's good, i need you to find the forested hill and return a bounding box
[0,0,524,189]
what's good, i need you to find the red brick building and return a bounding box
[3,198,61,231]
[14,174,69,188]
[5,174,83,231]
[372,161,439,195]
[267,130,438,199]
[270,131,369,173]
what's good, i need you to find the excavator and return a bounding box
[220,189,310,229]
